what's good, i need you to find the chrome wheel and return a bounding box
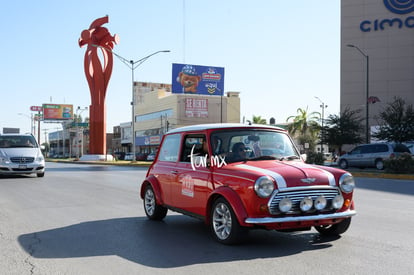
[143,185,167,220]
[212,202,233,240]
[144,188,156,216]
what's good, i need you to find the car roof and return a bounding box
[166,123,286,134]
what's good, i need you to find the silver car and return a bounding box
[0,134,45,177]
[338,143,410,170]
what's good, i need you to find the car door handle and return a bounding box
[171,170,179,174]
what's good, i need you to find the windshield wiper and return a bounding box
[279,155,300,161]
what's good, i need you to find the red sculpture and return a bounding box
[79,16,119,155]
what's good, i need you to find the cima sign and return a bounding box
[360,0,414,32]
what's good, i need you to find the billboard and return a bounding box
[172,63,224,96]
[42,104,73,120]
[3,127,20,134]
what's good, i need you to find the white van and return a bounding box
[0,134,45,177]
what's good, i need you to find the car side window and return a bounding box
[375,144,388,153]
[361,145,374,154]
[158,134,181,162]
[180,135,206,162]
[351,146,362,154]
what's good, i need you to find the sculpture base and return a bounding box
[79,154,114,162]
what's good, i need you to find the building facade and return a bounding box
[341,0,414,142]
[132,81,240,154]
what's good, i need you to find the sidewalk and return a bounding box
[324,161,414,180]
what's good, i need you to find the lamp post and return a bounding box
[109,49,170,160]
[76,106,88,158]
[347,44,369,143]
[314,97,327,153]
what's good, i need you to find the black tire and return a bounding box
[375,159,384,170]
[210,197,247,245]
[339,159,348,169]
[37,172,45,177]
[143,184,167,220]
[315,218,352,236]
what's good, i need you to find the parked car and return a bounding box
[136,153,149,161]
[146,153,156,161]
[124,153,134,161]
[0,134,45,177]
[140,123,356,244]
[338,142,411,170]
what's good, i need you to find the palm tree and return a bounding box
[247,115,267,125]
[286,107,320,136]
[286,107,320,152]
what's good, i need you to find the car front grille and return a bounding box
[10,157,35,164]
[268,186,340,215]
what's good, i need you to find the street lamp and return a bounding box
[315,96,327,153]
[108,49,170,159]
[76,106,88,158]
[347,44,370,143]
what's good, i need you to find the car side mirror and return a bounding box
[301,154,307,162]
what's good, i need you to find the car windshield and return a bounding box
[0,136,37,148]
[210,129,299,163]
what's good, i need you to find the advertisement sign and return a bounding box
[135,135,162,146]
[172,63,224,95]
[2,128,20,134]
[185,98,208,118]
[42,104,73,120]
[30,106,43,112]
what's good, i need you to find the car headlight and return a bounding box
[36,155,45,162]
[314,195,327,210]
[339,173,355,193]
[254,176,275,198]
[279,197,292,213]
[300,196,313,212]
[332,195,344,209]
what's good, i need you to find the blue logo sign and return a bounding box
[172,63,225,96]
[383,0,414,14]
[360,0,414,32]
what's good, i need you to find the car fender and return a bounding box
[140,175,164,205]
[206,186,251,227]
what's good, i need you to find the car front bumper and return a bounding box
[0,163,45,175]
[245,209,356,224]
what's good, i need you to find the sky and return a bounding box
[0,0,340,143]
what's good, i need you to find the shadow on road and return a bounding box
[18,216,338,268]
[355,177,414,196]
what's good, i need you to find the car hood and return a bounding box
[0,148,42,158]
[221,160,338,189]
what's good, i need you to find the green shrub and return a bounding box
[306,152,325,165]
[384,153,414,174]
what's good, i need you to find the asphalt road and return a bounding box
[0,162,413,275]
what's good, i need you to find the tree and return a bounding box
[372,97,414,143]
[286,107,320,136]
[323,107,364,154]
[286,107,320,152]
[247,115,267,125]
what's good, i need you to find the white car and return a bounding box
[0,134,45,177]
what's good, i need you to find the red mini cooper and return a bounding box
[140,124,356,244]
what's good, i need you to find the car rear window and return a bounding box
[393,144,410,153]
